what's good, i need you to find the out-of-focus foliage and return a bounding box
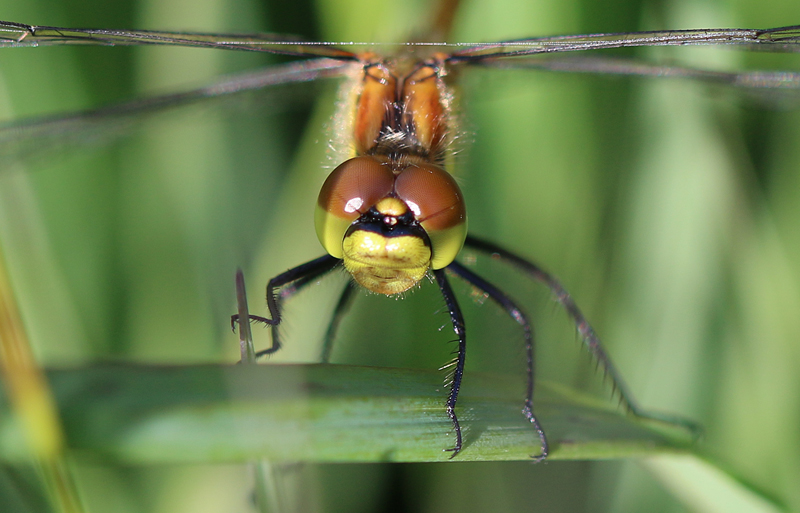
[0,0,798,511]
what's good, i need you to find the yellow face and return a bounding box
[342,199,432,295]
[315,156,467,295]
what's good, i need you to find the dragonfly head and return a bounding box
[315,156,467,295]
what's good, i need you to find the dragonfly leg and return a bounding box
[446,261,548,462]
[463,235,642,411]
[320,280,358,364]
[463,235,702,438]
[231,255,340,358]
[433,268,467,458]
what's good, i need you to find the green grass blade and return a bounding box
[0,363,695,464]
[642,455,787,513]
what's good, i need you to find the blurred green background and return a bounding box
[1,0,799,511]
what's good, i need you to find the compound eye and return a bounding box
[395,164,467,269]
[315,156,394,259]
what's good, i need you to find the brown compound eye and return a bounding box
[395,163,467,269]
[315,156,394,259]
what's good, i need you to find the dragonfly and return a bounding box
[1,0,797,460]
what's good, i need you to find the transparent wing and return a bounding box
[474,54,800,91]
[448,26,800,61]
[0,21,360,59]
[0,58,351,164]
[9,22,800,63]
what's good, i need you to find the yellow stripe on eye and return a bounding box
[314,205,353,259]
[428,221,468,270]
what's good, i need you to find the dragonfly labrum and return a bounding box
[2,3,797,460]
